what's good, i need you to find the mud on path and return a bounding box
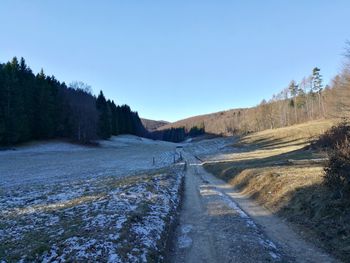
[170,148,338,263]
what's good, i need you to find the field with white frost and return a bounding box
[0,136,184,262]
[184,136,236,160]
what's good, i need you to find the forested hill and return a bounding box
[160,66,350,135]
[141,118,169,131]
[0,57,146,146]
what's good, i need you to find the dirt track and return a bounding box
[170,141,338,263]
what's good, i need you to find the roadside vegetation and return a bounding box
[204,119,350,261]
[315,121,350,198]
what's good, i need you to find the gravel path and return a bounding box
[171,153,288,263]
[170,147,338,263]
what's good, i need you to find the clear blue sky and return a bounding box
[1,1,349,122]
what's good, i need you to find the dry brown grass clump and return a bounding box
[226,166,323,213]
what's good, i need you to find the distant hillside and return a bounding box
[158,109,247,135]
[158,70,350,136]
[141,118,169,131]
[158,48,350,137]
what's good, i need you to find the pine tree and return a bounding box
[288,80,299,123]
[34,69,57,138]
[18,57,34,141]
[108,100,118,135]
[3,58,23,144]
[96,91,111,139]
[0,63,5,144]
[312,67,324,117]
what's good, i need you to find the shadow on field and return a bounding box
[205,146,316,181]
[235,136,309,150]
[278,183,350,262]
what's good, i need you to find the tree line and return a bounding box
[247,66,327,131]
[233,62,349,133]
[215,66,331,134]
[0,57,146,146]
[230,43,350,133]
[149,124,205,142]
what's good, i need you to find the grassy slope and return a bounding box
[141,118,169,131]
[204,119,350,262]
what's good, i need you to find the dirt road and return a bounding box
[170,149,338,263]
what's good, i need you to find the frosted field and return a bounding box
[0,136,184,262]
[183,136,237,160]
[0,135,178,187]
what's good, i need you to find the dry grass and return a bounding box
[215,119,337,164]
[204,119,350,262]
[225,166,323,213]
[204,120,336,207]
[240,119,336,145]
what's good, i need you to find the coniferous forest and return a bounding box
[0,57,146,146]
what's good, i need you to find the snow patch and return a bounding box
[177,224,193,249]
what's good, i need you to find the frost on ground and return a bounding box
[199,185,282,260]
[184,136,237,161]
[0,165,184,262]
[0,135,178,187]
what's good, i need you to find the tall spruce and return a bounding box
[96,91,112,139]
[289,80,299,122]
[312,67,324,117]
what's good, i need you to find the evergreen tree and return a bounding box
[312,67,324,117]
[34,69,58,138]
[96,91,111,139]
[288,80,299,123]
[18,57,35,141]
[108,100,118,135]
[2,58,24,144]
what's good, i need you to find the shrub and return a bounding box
[314,121,350,149]
[322,121,350,197]
[324,138,350,196]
